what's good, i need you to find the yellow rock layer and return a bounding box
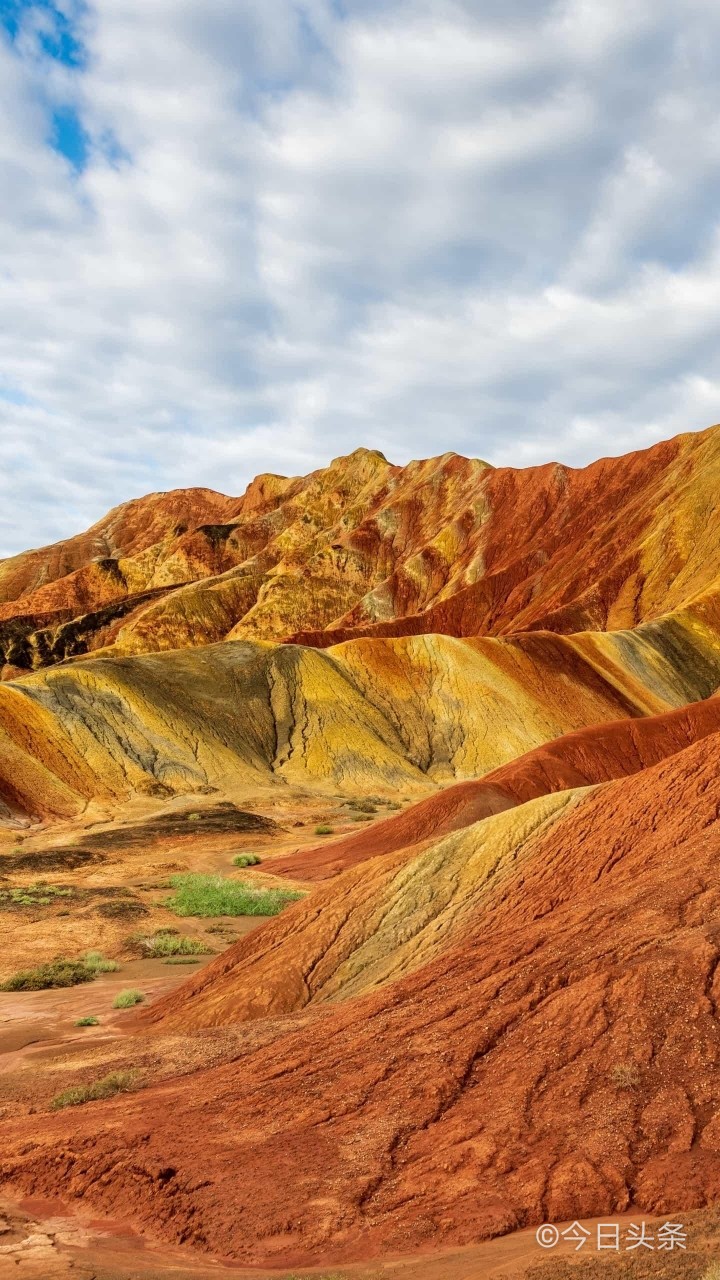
[2,598,719,817]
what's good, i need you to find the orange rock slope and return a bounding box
[2,423,720,669]
[4,725,720,1266]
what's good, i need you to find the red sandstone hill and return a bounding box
[4,728,720,1266]
[2,423,720,671]
[2,427,720,1274]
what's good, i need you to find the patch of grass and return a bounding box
[83,950,119,974]
[1,959,96,991]
[0,882,73,909]
[1,949,120,991]
[136,932,213,958]
[610,1062,642,1089]
[164,873,303,918]
[350,814,372,822]
[351,800,377,814]
[74,1015,99,1027]
[163,956,203,965]
[113,989,145,1009]
[186,812,202,821]
[50,1069,137,1110]
[314,824,334,836]
[232,853,261,867]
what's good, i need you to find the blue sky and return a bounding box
[1,0,720,555]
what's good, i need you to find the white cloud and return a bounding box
[1,0,720,554]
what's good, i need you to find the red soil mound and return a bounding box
[270,693,720,882]
[4,732,720,1267]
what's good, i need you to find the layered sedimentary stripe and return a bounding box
[2,612,719,816]
[269,692,720,882]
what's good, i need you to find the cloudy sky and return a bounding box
[2,0,720,555]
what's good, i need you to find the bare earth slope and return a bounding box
[4,731,720,1267]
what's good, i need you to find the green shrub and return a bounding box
[0,883,73,908]
[314,824,333,836]
[83,951,120,974]
[163,956,203,965]
[1,959,95,991]
[50,1069,137,1109]
[113,989,145,1009]
[1,948,121,991]
[351,814,372,822]
[232,853,261,867]
[75,1016,99,1027]
[136,932,212,958]
[610,1063,641,1089]
[164,873,302,918]
[351,800,377,814]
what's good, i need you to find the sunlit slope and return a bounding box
[79,423,720,656]
[0,487,236,615]
[294,422,720,643]
[149,789,584,1027]
[3,425,720,669]
[2,607,719,818]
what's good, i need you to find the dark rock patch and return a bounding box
[80,803,281,851]
[0,848,105,873]
[96,899,150,920]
